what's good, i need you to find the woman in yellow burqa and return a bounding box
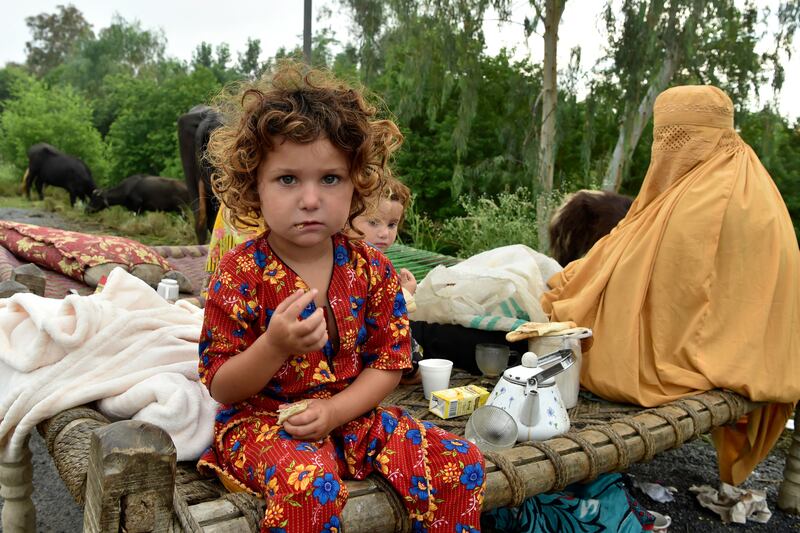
[542,85,799,485]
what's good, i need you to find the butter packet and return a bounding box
[428,385,490,419]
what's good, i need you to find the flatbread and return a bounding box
[276,400,309,425]
[505,321,577,342]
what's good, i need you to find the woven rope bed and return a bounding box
[23,378,776,533]
[0,243,798,533]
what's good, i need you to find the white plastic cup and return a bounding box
[156,278,179,303]
[418,358,453,400]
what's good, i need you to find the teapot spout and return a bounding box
[519,390,540,428]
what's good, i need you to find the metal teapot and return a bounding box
[485,348,574,442]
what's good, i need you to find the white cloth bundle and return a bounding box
[0,268,217,462]
[410,244,562,332]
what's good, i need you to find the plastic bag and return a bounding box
[410,245,561,332]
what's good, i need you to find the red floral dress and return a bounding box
[198,233,485,533]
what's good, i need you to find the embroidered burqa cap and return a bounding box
[542,85,800,485]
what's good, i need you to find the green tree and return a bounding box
[237,38,263,79]
[192,42,214,69]
[0,77,107,179]
[191,41,240,84]
[24,5,94,78]
[0,66,35,113]
[46,16,167,134]
[388,51,542,219]
[343,0,568,247]
[104,68,220,183]
[518,0,566,250]
[267,29,341,70]
[600,0,779,191]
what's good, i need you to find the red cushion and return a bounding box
[0,222,171,286]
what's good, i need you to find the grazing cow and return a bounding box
[549,189,633,266]
[23,143,96,206]
[86,175,191,214]
[177,105,222,244]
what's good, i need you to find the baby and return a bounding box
[350,177,423,384]
[350,176,417,295]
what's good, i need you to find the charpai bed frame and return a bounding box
[0,244,798,532]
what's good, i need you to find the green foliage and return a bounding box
[3,2,799,254]
[84,206,195,246]
[192,41,242,85]
[0,66,35,112]
[192,42,214,69]
[104,68,220,183]
[40,16,169,135]
[385,50,541,217]
[0,159,22,197]
[49,16,166,94]
[439,188,546,258]
[237,38,264,79]
[38,189,194,245]
[0,77,108,179]
[24,5,94,78]
[399,194,445,251]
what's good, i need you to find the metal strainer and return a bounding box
[464,405,517,452]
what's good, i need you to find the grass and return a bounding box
[0,161,25,199]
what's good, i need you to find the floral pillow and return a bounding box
[0,222,191,291]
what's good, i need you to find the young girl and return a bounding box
[198,63,485,533]
[350,177,423,384]
[350,176,417,294]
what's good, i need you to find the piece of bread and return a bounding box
[276,400,309,425]
[505,321,577,342]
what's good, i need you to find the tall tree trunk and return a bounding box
[602,0,704,192]
[601,50,677,191]
[303,0,312,65]
[536,0,565,252]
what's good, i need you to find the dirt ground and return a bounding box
[1,206,799,532]
[0,206,93,232]
[626,433,799,532]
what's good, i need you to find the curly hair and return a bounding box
[206,60,404,230]
[371,176,411,225]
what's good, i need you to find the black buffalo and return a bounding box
[23,143,96,206]
[549,189,633,266]
[177,105,222,244]
[86,175,190,214]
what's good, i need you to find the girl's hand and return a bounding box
[282,399,339,440]
[264,289,328,357]
[399,268,417,294]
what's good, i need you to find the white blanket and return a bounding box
[0,268,217,462]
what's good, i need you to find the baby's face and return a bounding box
[352,199,403,251]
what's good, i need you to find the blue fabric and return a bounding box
[483,473,653,533]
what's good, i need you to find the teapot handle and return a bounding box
[530,349,574,386]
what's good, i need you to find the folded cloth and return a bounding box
[505,321,578,342]
[689,483,772,524]
[0,267,217,462]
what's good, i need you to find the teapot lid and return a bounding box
[501,349,574,385]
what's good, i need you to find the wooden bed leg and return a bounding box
[779,403,800,515]
[83,420,176,533]
[0,436,36,533]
